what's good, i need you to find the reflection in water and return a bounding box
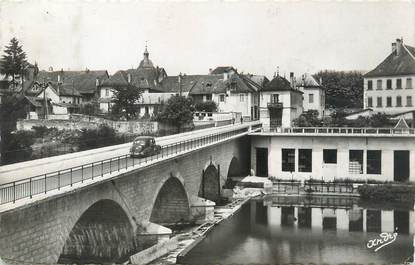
[181,197,414,265]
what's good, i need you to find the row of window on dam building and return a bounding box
[250,134,415,182]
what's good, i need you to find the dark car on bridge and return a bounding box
[130,136,161,158]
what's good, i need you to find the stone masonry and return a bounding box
[0,136,250,263]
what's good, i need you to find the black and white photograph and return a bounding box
[0,1,414,264]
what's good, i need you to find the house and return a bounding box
[363,38,415,116]
[99,46,167,116]
[297,73,326,118]
[259,72,303,129]
[185,70,261,121]
[32,69,109,103]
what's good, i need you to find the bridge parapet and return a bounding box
[0,121,261,208]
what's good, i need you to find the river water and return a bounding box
[181,196,414,265]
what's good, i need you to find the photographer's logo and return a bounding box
[366,232,398,252]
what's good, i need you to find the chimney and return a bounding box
[391,42,397,53]
[396,38,403,56]
[290,72,295,89]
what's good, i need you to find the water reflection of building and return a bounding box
[250,200,415,234]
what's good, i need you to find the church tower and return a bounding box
[139,45,154,69]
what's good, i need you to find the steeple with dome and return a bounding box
[139,45,154,69]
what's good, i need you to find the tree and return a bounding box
[313,70,364,109]
[111,86,142,120]
[0,94,28,164]
[293,110,322,127]
[195,100,218,112]
[0,38,28,82]
[155,95,195,132]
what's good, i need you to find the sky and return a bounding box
[0,0,414,78]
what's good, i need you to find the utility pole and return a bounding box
[178,72,183,96]
[43,79,49,120]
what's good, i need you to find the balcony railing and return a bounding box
[256,127,415,136]
[267,102,283,109]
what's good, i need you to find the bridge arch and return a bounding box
[150,175,190,225]
[199,164,220,202]
[58,198,136,264]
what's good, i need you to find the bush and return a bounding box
[1,130,35,164]
[357,184,415,203]
[194,100,218,112]
[78,124,121,151]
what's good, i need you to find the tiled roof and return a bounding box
[24,96,43,107]
[262,75,301,93]
[189,75,226,95]
[296,73,321,87]
[243,74,269,88]
[159,75,202,93]
[210,66,237,75]
[364,43,415,77]
[34,70,109,95]
[101,67,167,90]
[50,83,82,97]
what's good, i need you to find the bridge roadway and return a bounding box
[0,121,260,206]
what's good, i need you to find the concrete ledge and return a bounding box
[130,237,179,265]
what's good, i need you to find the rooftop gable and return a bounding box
[364,41,415,78]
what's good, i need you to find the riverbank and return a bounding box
[145,197,251,265]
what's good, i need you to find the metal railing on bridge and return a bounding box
[258,126,415,136]
[0,126,252,205]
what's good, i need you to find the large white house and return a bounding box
[364,38,415,115]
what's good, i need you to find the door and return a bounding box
[269,108,282,129]
[394,150,409,182]
[256,148,268,177]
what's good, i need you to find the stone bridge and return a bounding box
[0,133,250,263]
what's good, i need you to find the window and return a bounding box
[376,97,382,107]
[367,150,382,174]
[298,149,312,172]
[282,149,295,172]
[219,94,225,102]
[271,94,279,103]
[105,89,109,96]
[386,97,392,107]
[367,97,373,107]
[396,79,402,89]
[406,78,412,89]
[367,80,373,90]
[396,96,402,107]
[407,96,412,107]
[206,94,212,101]
[376,80,382,90]
[386,79,392,90]
[323,149,337,164]
[349,150,363,174]
[309,94,314,103]
[240,94,245,102]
